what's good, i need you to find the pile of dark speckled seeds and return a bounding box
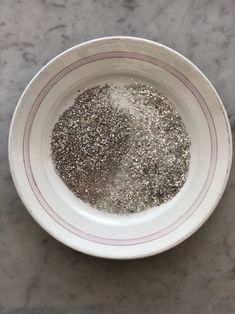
[51,82,191,214]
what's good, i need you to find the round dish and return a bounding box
[8,37,232,259]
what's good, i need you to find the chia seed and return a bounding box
[51,82,191,214]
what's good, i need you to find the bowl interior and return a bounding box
[28,56,211,239]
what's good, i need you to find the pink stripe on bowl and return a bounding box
[23,51,218,246]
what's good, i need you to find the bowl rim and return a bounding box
[8,36,233,259]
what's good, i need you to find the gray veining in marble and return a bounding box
[0,0,235,313]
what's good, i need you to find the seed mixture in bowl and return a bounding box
[51,82,191,214]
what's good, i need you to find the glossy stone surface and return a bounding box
[1,0,235,313]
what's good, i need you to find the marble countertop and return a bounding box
[1,0,235,313]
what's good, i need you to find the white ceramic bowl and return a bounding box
[9,37,232,259]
